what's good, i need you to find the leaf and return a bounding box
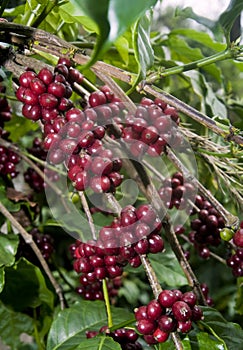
[0,234,19,268]
[114,36,130,65]
[128,10,154,91]
[0,185,21,212]
[171,28,226,52]
[235,277,243,315]
[0,300,34,350]
[149,243,188,287]
[71,0,157,67]
[0,258,54,311]
[74,336,122,350]
[0,267,4,293]
[219,0,243,44]
[164,35,222,82]
[189,331,226,350]
[47,300,133,350]
[4,115,39,143]
[200,306,243,350]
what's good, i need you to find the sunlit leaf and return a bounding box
[70,0,157,67]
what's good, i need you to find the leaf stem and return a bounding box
[102,279,113,328]
[146,48,234,83]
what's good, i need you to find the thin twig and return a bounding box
[0,201,65,309]
[79,191,97,241]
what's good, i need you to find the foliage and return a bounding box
[0,0,242,349]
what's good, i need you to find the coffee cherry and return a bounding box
[38,68,54,85]
[153,328,169,343]
[172,301,192,322]
[220,227,234,241]
[233,229,243,247]
[19,71,37,87]
[48,82,66,98]
[158,315,177,333]
[89,91,107,107]
[181,292,197,307]
[177,320,192,333]
[137,319,156,335]
[146,300,163,320]
[158,290,177,308]
[135,306,147,321]
[39,93,58,109]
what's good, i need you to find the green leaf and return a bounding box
[235,277,243,315]
[71,0,157,67]
[0,258,54,311]
[219,0,243,44]
[74,336,122,350]
[189,331,227,350]
[200,306,243,350]
[164,35,222,82]
[0,300,34,350]
[114,36,130,65]
[171,28,226,52]
[0,185,21,212]
[0,234,19,268]
[133,10,154,79]
[4,115,39,143]
[149,243,188,287]
[0,267,4,293]
[47,300,133,350]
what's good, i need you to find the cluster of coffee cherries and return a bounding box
[0,78,20,178]
[17,227,54,261]
[16,58,82,122]
[158,172,196,210]
[72,204,164,298]
[226,221,243,277]
[188,195,225,258]
[24,137,59,192]
[120,97,181,158]
[75,275,122,301]
[0,145,20,179]
[86,327,142,350]
[16,59,124,194]
[135,289,203,345]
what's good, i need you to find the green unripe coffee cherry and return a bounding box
[68,192,80,204]
[220,227,234,241]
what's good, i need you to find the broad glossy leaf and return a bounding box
[149,243,187,287]
[71,0,157,67]
[74,336,122,350]
[0,300,34,349]
[200,306,243,350]
[0,258,54,311]
[219,0,243,43]
[0,234,19,268]
[47,300,133,350]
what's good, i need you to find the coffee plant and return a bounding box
[0,0,243,349]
